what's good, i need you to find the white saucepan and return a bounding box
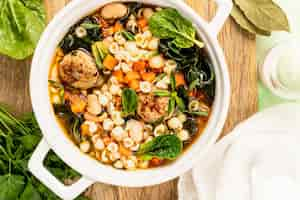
[29,0,232,199]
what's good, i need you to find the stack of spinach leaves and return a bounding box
[0,105,89,200]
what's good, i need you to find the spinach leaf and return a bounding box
[0,174,25,200]
[53,104,84,144]
[121,88,138,117]
[183,117,199,136]
[0,0,46,59]
[19,134,41,151]
[149,8,204,49]
[19,182,42,200]
[137,135,183,160]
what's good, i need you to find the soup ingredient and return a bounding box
[121,88,138,117]
[103,54,118,70]
[0,105,89,200]
[60,17,101,54]
[137,94,169,123]
[91,41,109,69]
[159,40,214,97]
[137,135,183,160]
[54,104,84,144]
[149,8,204,49]
[231,0,289,36]
[100,3,128,20]
[59,49,103,89]
[0,0,46,59]
[121,30,135,41]
[154,73,186,114]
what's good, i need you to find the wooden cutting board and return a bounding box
[0,0,257,199]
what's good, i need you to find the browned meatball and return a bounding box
[137,94,169,123]
[58,50,104,89]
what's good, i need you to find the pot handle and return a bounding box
[28,138,94,200]
[208,0,233,37]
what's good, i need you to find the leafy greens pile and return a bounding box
[231,0,290,36]
[0,0,46,59]
[0,105,89,200]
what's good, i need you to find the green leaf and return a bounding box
[137,135,183,160]
[231,4,271,36]
[19,182,42,200]
[154,90,171,97]
[149,8,204,48]
[0,174,25,200]
[168,98,175,114]
[234,0,290,32]
[121,88,138,117]
[0,0,46,59]
[19,134,41,151]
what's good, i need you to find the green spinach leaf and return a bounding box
[149,8,203,48]
[0,174,25,200]
[0,0,46,59]
[19,182,42,200]
[137,135,183,160]
[121,88,138,117]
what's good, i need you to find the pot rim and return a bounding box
[30,0,231,187]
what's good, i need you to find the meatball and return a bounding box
[137,94,169,123]
[58,50,104,89]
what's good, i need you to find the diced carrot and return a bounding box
[103,54,118,70]
[132,61,147,71]
[113,21,123,33]
[119,145,132,156]
[124,71,141,83]
[70,95,87,113]
[140,71,156,82]
[128,79,140,90]
[137,18,148,29]
[188,90,197,97]
[112,70,124,83]
[80,123,90,136]
[103,137,112,146]
[175,72,186,87]
[150,158,164,166]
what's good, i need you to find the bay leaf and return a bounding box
[234,0,290,32]
[231,4,271,36]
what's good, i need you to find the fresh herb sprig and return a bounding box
[0,105,89,200]
[154,73,186,114]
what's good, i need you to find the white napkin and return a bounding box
[178,103,300,200]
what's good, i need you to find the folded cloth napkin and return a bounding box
[178,103,300,200]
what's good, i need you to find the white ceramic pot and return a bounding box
[29,0,232,199]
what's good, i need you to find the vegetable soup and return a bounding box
[49,2,215,170]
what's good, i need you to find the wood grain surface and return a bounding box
[0,0,257,199]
